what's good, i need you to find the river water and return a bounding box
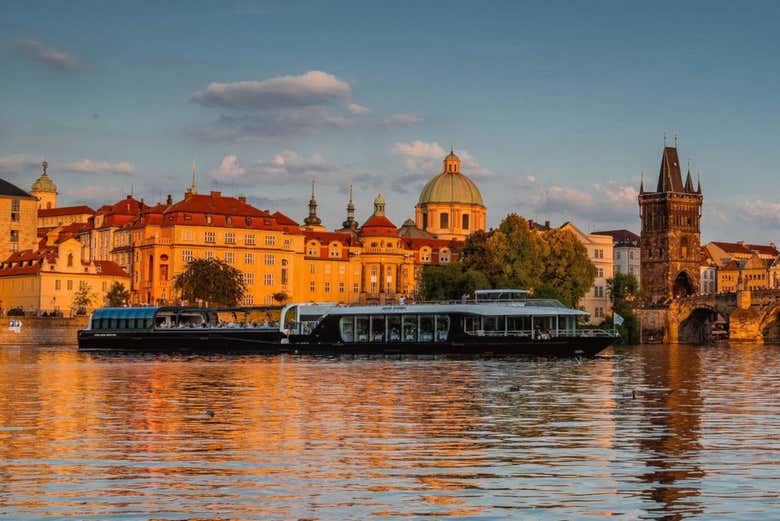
[1,344,779,520]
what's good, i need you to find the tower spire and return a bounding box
[190,162,198,194]
[697,171,702,194]
[304,179,322,227]
[663,131,667,147]
[342,183,357,230]
[640,172,644,194]
[674,131,679,148]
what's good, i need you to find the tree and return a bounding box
[105,282,131,307]
[272,291,289,305]
[419,264,490,301]
[174,258,246,307]
[72,283,96,314]
[607,272,641,344]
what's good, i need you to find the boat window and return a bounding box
[435,315,450,341]
[484,316,505,333]
[370,316,385,342]
[177,313,205,328]
[402,315,418,342]
[355,316,369,342]
[507,316,532,335]
[118,318,127,329]
[340,316,354,342]
[155,313,176,328]
[419,315,434,342]
[387,315,401,342]
[464,316,481,334]
[109,317,118,329]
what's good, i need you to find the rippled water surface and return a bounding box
[1,344,780,520]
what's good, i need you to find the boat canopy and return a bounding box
[89,307,159,330]
[92,307,159,321]
[316,302,588,317]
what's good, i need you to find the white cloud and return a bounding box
[383,113,423,128]
[348,103,370,114]
[15,40,81,72]
[65,159,135,175]
[0,154,44,174]
[391,140,493,183]
[211,155,246,179]
[392,140,445,159]
[738,200,780,228]
[191,71,352,110]
[61,185,123,204]
[529,182,640,225]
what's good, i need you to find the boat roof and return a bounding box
[91,307,159,320]
[299,302,588,317]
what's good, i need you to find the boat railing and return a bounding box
[465,328,619,339]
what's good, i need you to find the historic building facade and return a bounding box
[415,149,487,240]
[639,146,703,305]
[593,229,641,286]
[0,178,38,261]
[559,223,614,323]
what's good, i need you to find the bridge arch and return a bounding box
[677,303,728,344]
[759,303,780,344]
[673,270,696,299]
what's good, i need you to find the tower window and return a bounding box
[422,212,428,229]
[440,213,449,229]
[462,214,469,230]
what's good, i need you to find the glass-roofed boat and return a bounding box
[77,306,285,351]
[280,290,619,356]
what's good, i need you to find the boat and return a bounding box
[78,290,619,356]
[281,290,618,356]
[77,306,285,351]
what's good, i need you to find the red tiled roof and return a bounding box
[304,230,356,246]
[38,205,95,218]
[97,195,146,216]
[360,214,398,237]
[93,260,130,277]
[711,241,779,257]
[272,211,298,226]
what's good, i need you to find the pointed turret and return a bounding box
[303,179,322,227]
[697,172,702,194]
[684,160,694,192]
[341,184,357,230]
[639,172,644,194]
[656,146,684,192]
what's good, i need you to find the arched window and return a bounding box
[67,253,74,267]
[462,214,469,230]
[439,213,449,229]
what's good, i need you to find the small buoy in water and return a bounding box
[205,410,215,418]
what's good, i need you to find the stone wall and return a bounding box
[637,309,668,343]
[0,316,87,346]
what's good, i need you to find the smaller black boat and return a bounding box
[77,306,284,351]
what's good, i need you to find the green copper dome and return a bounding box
[418,170,484,206]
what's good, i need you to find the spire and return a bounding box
[656,146,684,192]
[640,172,644,194]
[190,162,198,194]
[373,193,386,217]
[342,183,357,229]
[304,179,322,226]
[684,159,694,192]
[42,160,48,176]
[674,131,679,148]
[697,171,702,194]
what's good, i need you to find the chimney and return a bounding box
[166,194,173,205]
[238,196,246,203]
[544,220,550,229]
[528,219,535,229]
[210,191,221,198]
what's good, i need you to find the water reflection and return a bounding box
[1,345,779,519]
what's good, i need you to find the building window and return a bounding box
[596,267,604,278]
[264,273,273,285]
[243,294,254,305]
[594,286,604,298]
[67,253,74,267]
[206,214,212,225]
[244,273,254,285]
[307,242,318,256]
[629,251,635,260]
[309,263,315,274]
[205,231,215,243]
[224,252,236,264]
[226,216,232,226]
[329,244,341,258]
[205,251,214,260]
[353,282,359,293]
[324,281,331,293]
[265,235,276,246]
[440,249,450,263]
[67,279,73,290]
[595,307,604,318]
[325,264,331,275]
[264,254,275,265]
[616,251,621,260]
[339,282,345,293]
[339,264,345,275]
[10,199,20,222]
[309,281,316,292]
[420,248,431,263]
[462,214,469,230]
[245,253,255,265]
[594,249,604,259]
[245,234,256,245]
[102,281,108,291]
[55,279,61,291]
[225,232,236,244]
[439,213,449,229]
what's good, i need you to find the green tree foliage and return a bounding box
[105,282,131,307]
[454,213,596,307]
[71,284,96,314]
[272,291,289,304]
[174,258,246,307]
[606,272,640,344]
[419,264,490,301]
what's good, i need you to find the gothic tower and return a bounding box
[639,144,703,305]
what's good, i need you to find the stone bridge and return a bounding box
[667,289,780,344]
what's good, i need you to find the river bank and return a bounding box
[0,316,86,346]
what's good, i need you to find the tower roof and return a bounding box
[0,178,35,198]
[31,161,57,193]
[418,151,484,206]
[656,147,684,192]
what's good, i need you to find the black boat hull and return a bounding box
[78,330,614,357]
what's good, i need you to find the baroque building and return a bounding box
[0,177,38,260]
[559,223,614,323]
[415,149,487,240]
[639,145,703,305]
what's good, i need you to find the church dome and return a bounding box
[31,161,57,193]
[418,171,484,206]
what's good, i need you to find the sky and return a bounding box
[2,1,780,243]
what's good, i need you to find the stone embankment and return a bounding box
[0,316,87,346]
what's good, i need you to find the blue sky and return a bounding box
[2,1,780,242]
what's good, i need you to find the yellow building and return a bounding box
[0,177,39,260]
[38,206,95,228]
[415,149,487,240]
[717,253,775,293]
[559,222,614,324]
[0,236,129,315]
[30,160,58,210]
